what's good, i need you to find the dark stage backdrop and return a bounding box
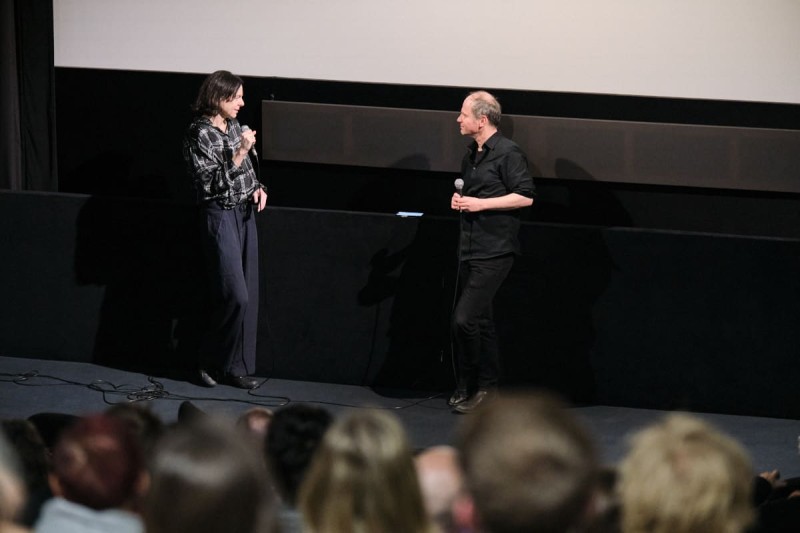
[53,68,800,239]
[2,191,799,419]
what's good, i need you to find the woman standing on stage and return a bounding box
[183,70,267,390]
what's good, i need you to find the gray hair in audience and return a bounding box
[457,391,599,533]
[143,419,275,533]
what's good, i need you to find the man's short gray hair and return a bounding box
[468,91,502,127]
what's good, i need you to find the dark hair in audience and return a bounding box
[1,419,50,525]
[1,420,48,491]
[457,391,599,533]
[265,403,332,505]
[26,412,78,451]
[50,414,143,510]
[191,70,243,117]
[144,419,273,533]
[105,403,164,459]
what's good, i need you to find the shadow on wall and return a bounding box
[61,149,194,204]
[73,196,208,377]
[497,159,624,404]
[358,216,457,391]
[359,158,626,401]
[534,158,634,227]
[347,154,440,215]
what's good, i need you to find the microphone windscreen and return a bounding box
[454,178,464,192]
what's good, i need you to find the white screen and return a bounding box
[54,0,800,104]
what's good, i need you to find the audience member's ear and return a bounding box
[48,472,63,497]
[135,470,151,499]
[583,489,602,527]
[452,492,478,532]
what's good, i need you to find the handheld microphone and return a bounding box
[241,125,258,157]
[454,178,464,195]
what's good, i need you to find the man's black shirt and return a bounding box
[459,131,535,260]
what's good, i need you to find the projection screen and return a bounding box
[53,0,800,104]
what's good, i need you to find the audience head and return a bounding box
[237,406,275,443]
[299,409,434,533]
[105,403,165,459]
[143,418,273,533]
[26,412,78,451]
[456,391,599,533]
[49,413,144,511]
[1,420,49,492]
[617,413,754,533]
[415,445,464,533]
[586,466,621,533]
[265,403,332,506]
[0,432,26,525]
[2,419,50,526]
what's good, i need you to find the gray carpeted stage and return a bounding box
[2,355,799,478]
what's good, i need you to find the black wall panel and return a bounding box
[2,191,799,418]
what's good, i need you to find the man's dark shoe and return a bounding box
[222,375,260,389]
[447,389,469,407]
[198,369,217,387]
[453,389,496,414]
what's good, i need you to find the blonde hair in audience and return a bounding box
[618,413,754,533]
[299,410,436,533]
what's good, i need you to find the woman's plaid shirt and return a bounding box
[183,117,263,208]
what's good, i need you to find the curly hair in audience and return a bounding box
[617,413,754,533]
[299,410,436,533]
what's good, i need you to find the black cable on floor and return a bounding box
[1,370,451,411]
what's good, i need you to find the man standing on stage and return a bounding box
[449,91,535,414]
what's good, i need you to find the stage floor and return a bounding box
[1,355,799,477]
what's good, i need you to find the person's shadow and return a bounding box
[496,158,627,404]
[357,215,457,393]
[74,194,208,379]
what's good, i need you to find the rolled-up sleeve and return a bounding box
[502,148,536,199]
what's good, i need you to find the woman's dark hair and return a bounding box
[191,70,243,117]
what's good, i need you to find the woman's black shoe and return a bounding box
[223,375,260,389]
